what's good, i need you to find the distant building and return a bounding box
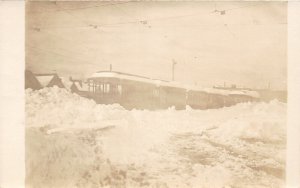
[70,80,89,97]
[35,73,65,88]
[60,77,73,91]
[25,70,42,90]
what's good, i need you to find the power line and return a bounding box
[211,3,263,15]
[29,2,286,31]
[29,10,214,30]
[112,3,146,28]
[225,3,263,12]
[56,3,110,31]
[28,3,222,29]
[28,2,286,35]
[29,1,132,14]
[217,11,236,38]
[30,19,286,32]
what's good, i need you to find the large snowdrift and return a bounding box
[26,87,286,188]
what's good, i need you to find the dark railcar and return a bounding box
[86,71,260,110]
[120,79,159,110]
[87,72,161,110]
[187,90,210,110]
[229,94,256,104]
[223,95,237,107]
[87,77,122,105]
[207,93,226,109]
[159,86,186,110]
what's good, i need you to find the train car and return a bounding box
[120,78,159,110]
[86,71,260,110]
[229,90,260,104]
[222,95,236,107]
[87,72,122,105]
[159,84,186,110]
[88,71,174,110]
[186,90,210,109]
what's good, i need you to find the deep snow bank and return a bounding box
[26,87,126,129]
[26,87,286,188]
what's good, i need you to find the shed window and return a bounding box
[104,84,110,93]
[117,85,122,94]
[153,88,159,97]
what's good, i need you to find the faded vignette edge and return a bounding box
[0,1,300,188]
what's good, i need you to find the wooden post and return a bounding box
[172,59,177,81]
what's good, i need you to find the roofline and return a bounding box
[89,71,260,98]
[95,71,151,80]
[35,73,58,76]
[92,71,169,83]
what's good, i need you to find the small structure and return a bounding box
[35,73,65,88]
[25,70,42,90]
[60,77,74,91]
[70,80,89,97]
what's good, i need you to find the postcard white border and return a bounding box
[0,1,300,188]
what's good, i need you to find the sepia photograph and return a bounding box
[24,1,288,187]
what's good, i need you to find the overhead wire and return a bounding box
[28,1,287,58]
[30,2,286,32]
[27,2,287,85]
[27,1,287,66]
[32,9,215,30]
[28,2,130,68]
[214,3,236,38]
[29,1,132,14]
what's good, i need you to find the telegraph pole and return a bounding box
[172,59,177,81]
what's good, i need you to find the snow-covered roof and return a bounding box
[89,71,260,98]
[90,71,173,87]
[35,75,54,87]
[235,90,260,98]
[203,88,232,96]
[60,77,73,90]
[202,88,260,98]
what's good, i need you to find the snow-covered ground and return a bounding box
[26,87,286,188]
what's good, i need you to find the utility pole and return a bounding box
[172,59,177,81]
[109,64,112,72]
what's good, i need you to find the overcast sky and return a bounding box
[26,1,287,90]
